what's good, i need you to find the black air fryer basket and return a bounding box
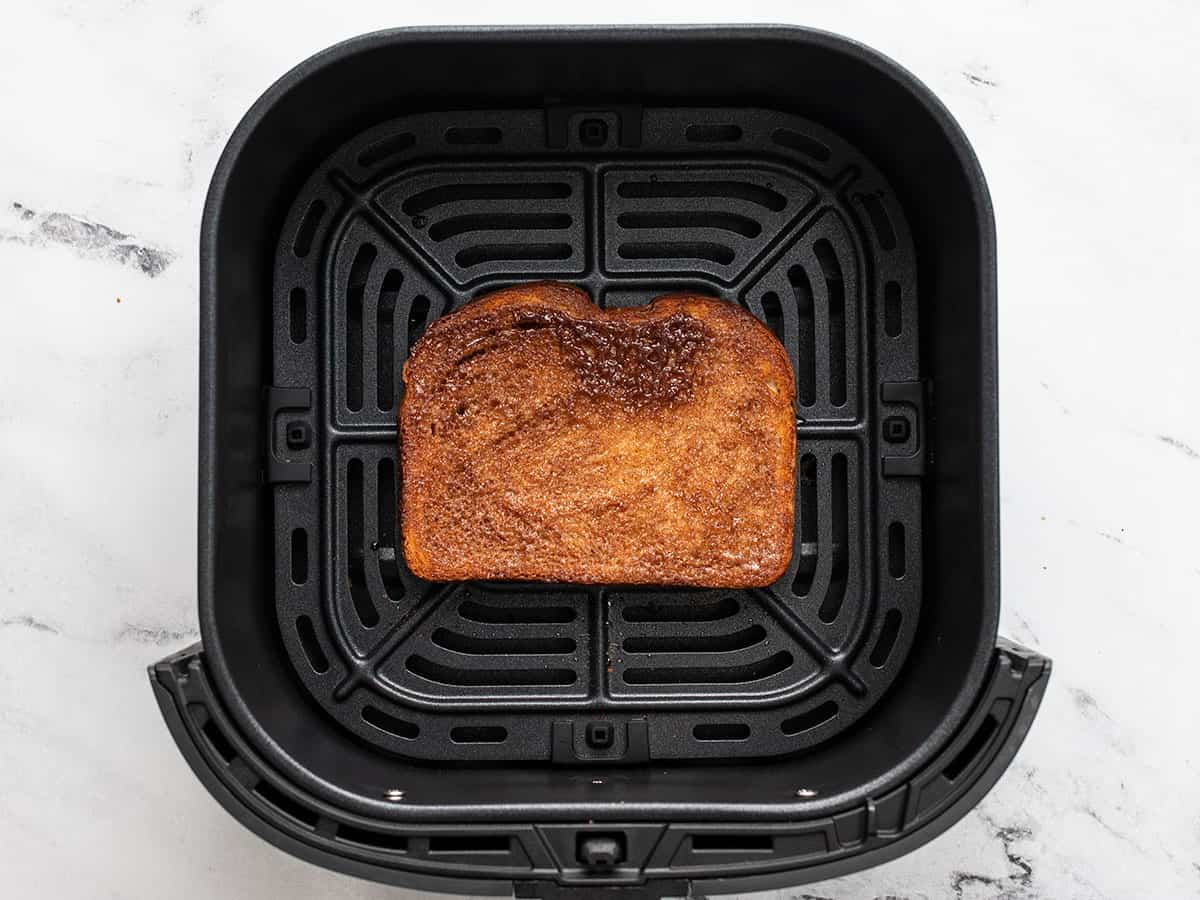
[152,26,1050,897]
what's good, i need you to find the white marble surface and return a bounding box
[1,2,1198,898]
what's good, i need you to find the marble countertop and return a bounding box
[1,3,1197,898]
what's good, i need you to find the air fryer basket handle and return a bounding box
[149,640,1048,898]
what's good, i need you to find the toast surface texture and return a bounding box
[400,282,796,587]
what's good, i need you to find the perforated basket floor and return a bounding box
[269,107,924,763]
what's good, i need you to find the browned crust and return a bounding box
[400,281,796,587]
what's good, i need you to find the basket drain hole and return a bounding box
[869,609,903,668]
[623,596,738,623]
[781,700,838,735]
[693,723,751,741]
[788,264,817,406]
[407,655,577,687]
[817,454,849,623]
[338,824,409,852]
[457,600,576,624]
[362,705,419,740]
[616,180,786,212]
[295,615,329,673]
[288,288,306,343]
[623,651,792,685]
[357,132,415,168]
[292,198,326,258]
[792,454,818,597]
[813,239,846,407]
[685,123,743,143]
[450,726,508,744]
[772,127,832,162]
[623,624,765,654]
[290,528,308,585]
[888,522,906,577]
[346,459,379,627]
[884,281,903,337]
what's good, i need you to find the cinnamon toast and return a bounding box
[399,282,796,587]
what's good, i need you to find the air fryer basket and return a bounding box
[152,27,1050,897]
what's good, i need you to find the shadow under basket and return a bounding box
[152,26,1050,898]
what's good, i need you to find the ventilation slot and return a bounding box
[692,834,773,852]
[357,132,415,168]
[456,243,572,268]
[429,213,571,241]
[686,124,743,143]
[618,211,761,238]
[201,716,237,763]
[759,291,784,342]
[407,294,431,351]
[376,269,402,410]
[624,596,739,623]
[943,705,1009,781]
[346,459,378,628]
[781,700,838,735]
[458,600,576,624]
[792,454,818,597]
[772,128,832,162]
[338,825,409,852]
[292,198,326,258]
[450,725,508,744]
[433,628,575,655]
[888,522,906,577]
[255,780,320,828]
[617,242,735,265]
[288,288,306,343]
[814,239,846,407]
[884,280,902,337]
[869,609,903,668]
[693,723,750,741]
[623,651,792,685]
[402,183,571,215]
[295,615,329,673]
[345,244,376,412]
[407,655,577,687]
[624,624,766,654]
[818,454,849,623]
[362,705,419,740]
[376,458,405,602]
[860,193,897,250]
[290,528,308,585]
[445,126,502,145]
[789,265,816,406]
[429,835,510,854]
[617,180,787,211]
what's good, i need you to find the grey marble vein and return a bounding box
[115,623,198,645]
[950,812,1035,899]
[962,70,998,88]
[1156,434,1199,459]
[0,614,59,634]
[3,201,174,277]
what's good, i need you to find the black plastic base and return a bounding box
[270,104,923,764]
[151,640,1048,898]
[182,25,1046,897]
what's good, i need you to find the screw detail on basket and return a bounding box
[795,788,818,798]
[384,788,406,802]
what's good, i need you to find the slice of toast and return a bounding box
[400,282,796,587]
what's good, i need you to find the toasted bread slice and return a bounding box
[400,282,796,587]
